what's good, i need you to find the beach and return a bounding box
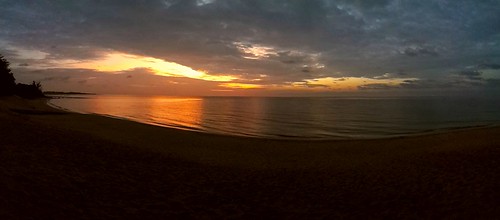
[1,96,499,218]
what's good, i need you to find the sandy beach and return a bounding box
[1,96,499,219]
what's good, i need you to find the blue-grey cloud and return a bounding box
[458,70,483,81]
[1,0,500,93]
[479,63,500,70]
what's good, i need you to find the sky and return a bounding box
[1,0,500,96]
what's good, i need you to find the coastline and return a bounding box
[1,96,499,218]
[37,97,500,168]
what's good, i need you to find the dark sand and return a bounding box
[1,97,499,219]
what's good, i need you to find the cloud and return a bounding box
[478,63,500,70]
[358,83,397,90]
[41,76,71,82]
[1,0,500,95]
[457,70,483,81]
[11,67,234,96]
[398,79,443,89]
[401,46,439,57]
[396,69,499,90]
[485,79,500,87]
[372,73,393,79]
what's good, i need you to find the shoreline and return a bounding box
[1,96,499,218]
[7,96,500,168]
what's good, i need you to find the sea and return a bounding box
[49,95,500,140]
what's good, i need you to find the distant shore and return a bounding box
[44,91,97,95]
[1,96,499,219]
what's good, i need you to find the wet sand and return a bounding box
[1,96,499,219]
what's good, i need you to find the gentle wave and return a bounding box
[49,95,500,140]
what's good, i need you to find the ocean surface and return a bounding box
[49,95,500,140]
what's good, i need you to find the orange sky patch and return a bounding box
[65,52,237,82]
[270,76,418,91]
[219,83,264,89]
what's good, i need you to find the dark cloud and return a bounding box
[457,70,483,81]
[281,60,298,64]
[41,76,71,82]
[1,0,500,94]
[11,67,236,96]
[478,63,500,70]
[292,80,330,89]
[0,48,19,58]
[305,83,329,89]
[485,79,500,87]
[399,79,443,89]
[402,46,439,57]
[398,69,498,90]
[301,67,312,73]
[358,83,397,90]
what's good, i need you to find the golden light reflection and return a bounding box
[85,95,203,130]
[66,52,236,82]
[148,96,203,130]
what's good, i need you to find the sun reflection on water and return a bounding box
[49,95,500,139]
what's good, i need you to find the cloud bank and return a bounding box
[1,0,499,95]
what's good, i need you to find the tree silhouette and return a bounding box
[0,54,45,98]
[0,54,17,96]
[16,81,45,99]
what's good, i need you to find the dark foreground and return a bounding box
[1,97,499,219]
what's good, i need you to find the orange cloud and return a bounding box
[63,52,237,82]
[272,76,419,91]
[219,83,264,89]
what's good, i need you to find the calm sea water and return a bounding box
[49,95,500,139]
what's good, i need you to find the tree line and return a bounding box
[0,54,44,99]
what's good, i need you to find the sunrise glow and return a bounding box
[219,83,264,89]
[276,76,419,91]
[66,52,236,82]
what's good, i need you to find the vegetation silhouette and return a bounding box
[0,54,16,96]
[16,81,45,99]
[0,54,45,98]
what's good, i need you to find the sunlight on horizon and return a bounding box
[220,83,264,89]
[288,76,419,91]
[66,52,237,82]
[218,76,417,91]
[15,47,422,93]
